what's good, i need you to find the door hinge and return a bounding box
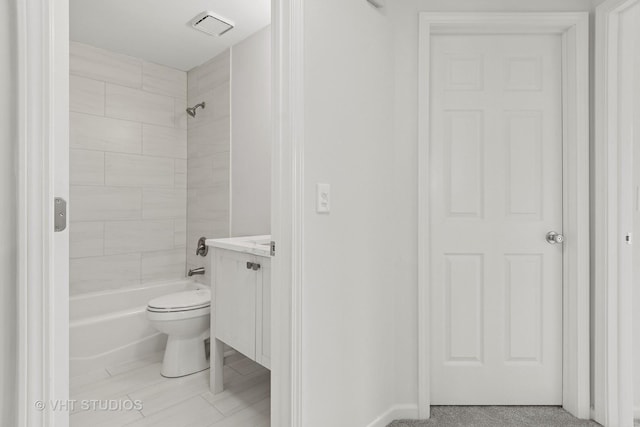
[54,197,67,232]
[626,232,633,245]
[270,241,276,257]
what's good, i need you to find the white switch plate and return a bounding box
[316,183,330,213]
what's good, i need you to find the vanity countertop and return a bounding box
[206,235,271,257]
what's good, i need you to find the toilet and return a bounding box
[147,288,211,378]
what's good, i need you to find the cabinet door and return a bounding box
[214,249,256,359]
[256,258,271,369]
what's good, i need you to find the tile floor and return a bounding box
[69,352,270,427]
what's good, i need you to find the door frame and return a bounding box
[593,0,640,425]
[16,0,70,426]
[271,0,304,425]
[417,12,590,420]
[20,0,305,426]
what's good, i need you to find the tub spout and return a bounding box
[188,267,205,276]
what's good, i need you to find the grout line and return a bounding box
[72,143,187,160]
[137,186,144,222]
[198,394,225,414]
[103,149,107,186]
[140,119,145,156]
[102,216,106,256]
[71,107,177,129]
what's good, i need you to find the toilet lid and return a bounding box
[147,289,211,312]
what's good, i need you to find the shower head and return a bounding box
[186,102,206,117]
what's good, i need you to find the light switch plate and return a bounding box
[316,183,330,213]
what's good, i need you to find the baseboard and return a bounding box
[366,404,419,427]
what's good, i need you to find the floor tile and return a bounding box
[125,395,224,427]
[70,368,111,396]
[106,352,164,376]
[70,355,270,427]
[72,363,164,403]
[70,396,143,427]
[207,398,270,427]
[209,379,270,416]
[226,357,266,376]
[130,369,210,416]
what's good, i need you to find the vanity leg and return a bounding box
[211,339,225,394]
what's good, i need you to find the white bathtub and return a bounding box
[70,279,205,378]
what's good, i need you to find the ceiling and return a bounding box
[70,0,271,71]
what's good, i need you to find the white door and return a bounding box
[429,34,563,404]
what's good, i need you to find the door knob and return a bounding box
[246,262,261,271]
[546,231,565,244]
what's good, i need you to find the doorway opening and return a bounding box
[418,12,590,419]
[66,2,274,425]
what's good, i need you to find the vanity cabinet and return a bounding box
[209,245,270,393]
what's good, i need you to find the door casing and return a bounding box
[16,0,69,426]
[593,0,640,425]
[417,12,590,420]
[20,0,305,426]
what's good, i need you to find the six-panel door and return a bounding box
[429,34,564,404]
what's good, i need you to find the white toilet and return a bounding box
[147,288,211,378]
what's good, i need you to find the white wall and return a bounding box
[0,0,17,424]
[231,26,272,237]
[302,1,396,425]
[387,0,595,411]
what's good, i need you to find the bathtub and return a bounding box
[70,279,205,378]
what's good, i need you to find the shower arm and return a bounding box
[186,102,206,117]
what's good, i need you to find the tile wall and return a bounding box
[69,42,188,296]
[185,51,232,286]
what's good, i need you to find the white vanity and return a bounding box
[205,235,271,393]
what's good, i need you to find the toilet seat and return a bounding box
[147,305,210,322]
[147,289,211,313]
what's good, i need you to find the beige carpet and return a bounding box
[388,406,602,427]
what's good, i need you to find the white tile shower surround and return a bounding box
[70,353,270,427]
[69,41,188,296]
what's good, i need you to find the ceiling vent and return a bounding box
[191,12,234,37]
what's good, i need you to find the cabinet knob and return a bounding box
[252,263,261,271]
[246,261,253,270]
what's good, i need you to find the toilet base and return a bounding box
[161,332,209,378]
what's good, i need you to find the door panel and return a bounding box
[214,250,257,359]
[430,34,563,404]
